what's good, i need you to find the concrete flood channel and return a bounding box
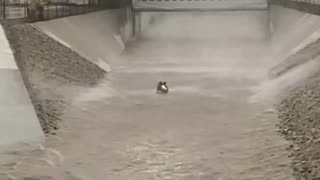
[2,5,320,180]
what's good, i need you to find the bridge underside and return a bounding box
[132,0,269,12]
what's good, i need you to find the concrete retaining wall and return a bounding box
[270,5,320,76]
[35,8,133,70]
[0,24,43,148]
[271,5,320,58]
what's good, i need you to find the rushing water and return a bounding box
[0,10,297,180]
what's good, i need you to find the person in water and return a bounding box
[157,81,169,94]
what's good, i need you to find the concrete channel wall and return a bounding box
[33,4,320,79]
[270,5,320,76]
[35,8,134,70]
[270,0,320,15]
[0,24,43,149]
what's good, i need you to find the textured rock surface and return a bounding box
[2,23,105,134]
[278,76,320,179]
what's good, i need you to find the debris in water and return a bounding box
[157,81,169,94]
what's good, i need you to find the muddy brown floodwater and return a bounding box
[0,11,296,180]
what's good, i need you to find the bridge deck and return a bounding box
[132,0,268,11]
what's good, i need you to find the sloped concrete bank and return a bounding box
[270,5,320,77]
[2,23,105,134]
[34,9,134,67]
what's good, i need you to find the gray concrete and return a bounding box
[269,5,320,77]
[35,9,132,71]
[0,69,43,147]
[0,24,43,148]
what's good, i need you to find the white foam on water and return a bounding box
[114,34,125,51]
[73,79,119,104]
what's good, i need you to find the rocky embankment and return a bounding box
[2,23,105,135]
[278,77,320,179]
